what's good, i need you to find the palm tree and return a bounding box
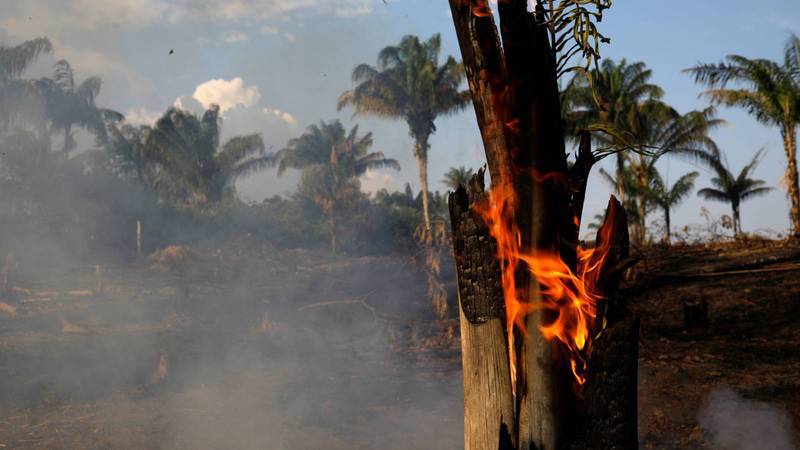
[277,120,400,253]
[106,123,155,187]
[625,104,721,243]
[337,34,470,235]
[686,34,800,237]
[146,105,271,204]
[563,59,664,200]
[697,149,773,237]
[599,164,651,240]
[442,166,474,190]
[650,170,699,243]
[0,37,52,131]
[37,60,122,155]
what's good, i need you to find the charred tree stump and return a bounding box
[571,315,639,450]
[683,298,708,329]
[450,177,516,450]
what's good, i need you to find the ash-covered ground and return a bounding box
[0,237,798,449]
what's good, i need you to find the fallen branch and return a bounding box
[630,262,800,294]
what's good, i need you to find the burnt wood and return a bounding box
[571,315,640,450]
[449,175,505,324]
[449,174,516,450]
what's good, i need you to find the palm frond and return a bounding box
[697,187,729,202]
[0,37,52,81]
[740,186,773,201]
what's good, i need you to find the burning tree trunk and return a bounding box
[447,1,638,449]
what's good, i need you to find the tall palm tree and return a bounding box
[442,165,474,190]
[686,34,800,237]
[650,170,699,243]
[37,60,122,155]
[563,59,664,200]
[277,120,400,253]
[146,105,271,204]
[337,34,470,234]
[697,149,773,237]
[0,37,52,131]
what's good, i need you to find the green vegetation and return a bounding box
[277,120,399,253]
[697,149,773,237]
[650,171,700,243]
[338,34,470,235]
[442,166,474,191]
[0,30,796,265]
[687,34,800,237]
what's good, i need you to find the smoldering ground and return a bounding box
[0,238,463,449]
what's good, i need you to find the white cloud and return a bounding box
[124,107,161,126]
[165,0,376,22]
[191,77,261,113]
[0,0,165,34]
[1,0,375,34]
[361,169,396,194]
[222,31,249,44]
[262,108,297,127]
[284,32,297,43]
[171,79,298,141]
[259,25,279,35]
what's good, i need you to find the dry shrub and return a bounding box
[149,245,198,274]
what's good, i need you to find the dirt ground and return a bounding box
[0,237,798,449]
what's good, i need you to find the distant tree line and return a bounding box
[1,31,798,265]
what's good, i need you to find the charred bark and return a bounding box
[449,175,516,450]
[570,315,639,450]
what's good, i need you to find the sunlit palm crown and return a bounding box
[564,58,720,159]
[563,59,664,140]
[337,34,470,158]
[685,34,800,129]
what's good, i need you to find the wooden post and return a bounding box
[1,253,13,297]
[449,176,516,450]
[136,220,142,258]
[95,264,104,295]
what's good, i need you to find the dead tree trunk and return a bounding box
[448,1,638,449]
[450,176,516,450]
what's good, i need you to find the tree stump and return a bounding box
[683,298,708,329]
[450,176,516,450]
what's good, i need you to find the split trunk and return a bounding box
[447,1,638,449]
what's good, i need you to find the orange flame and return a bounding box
[476,181,617,394]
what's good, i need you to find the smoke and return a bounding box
[698,386,798,450]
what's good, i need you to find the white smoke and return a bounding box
[698,386,798,450]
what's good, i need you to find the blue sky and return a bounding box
[2,0,799,237]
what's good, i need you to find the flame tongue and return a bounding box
[476,182,617,394]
